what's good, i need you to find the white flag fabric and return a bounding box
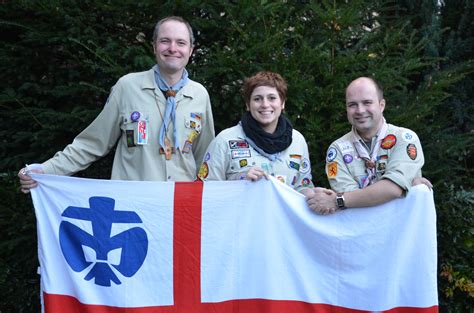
[30,174,438,313]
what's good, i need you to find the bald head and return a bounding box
[346,77,384,102]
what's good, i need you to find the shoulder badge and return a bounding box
[300,158,311,174]
[343,154,353,164]
[198,162,209,179]
[326,147,337,162]
[327,161,338,179]
[402,131,415,142]
[406,144,417,160]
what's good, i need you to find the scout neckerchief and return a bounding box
[240,112,293,161]
[153,65,189,158]
[351,118,388,187]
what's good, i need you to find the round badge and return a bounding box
[239,159,248,168]
[302,178,311,186]
[343,154,353,164]
[300,158,310,174]
[381,134,397,149]
[131,111,141,122]
[326,147,337,162]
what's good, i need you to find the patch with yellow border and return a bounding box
[327,162,338,179]
[198,162,209,179]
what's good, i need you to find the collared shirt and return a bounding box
[325,124,424,193]
[43,67,215,181]
[198,123,314,192]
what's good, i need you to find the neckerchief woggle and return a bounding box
[351,118,388,188]
[153,65,189,151]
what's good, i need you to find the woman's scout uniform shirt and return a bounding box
[198,123,314,192]
[325,124,424,193]
[42,68,215,181]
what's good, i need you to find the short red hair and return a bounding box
[242,71,287,106]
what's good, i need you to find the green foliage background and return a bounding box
[0,0,472,312]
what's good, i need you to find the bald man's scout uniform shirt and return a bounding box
[326,124,424,193]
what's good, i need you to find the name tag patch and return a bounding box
[231,149,251,159]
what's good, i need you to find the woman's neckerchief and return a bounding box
[240,111,293,161]
[153,64,189,151]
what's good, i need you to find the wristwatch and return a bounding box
[336,192,346,210]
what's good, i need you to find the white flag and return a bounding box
[30,174,438,313]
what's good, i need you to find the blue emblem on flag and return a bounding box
[59,197,148,286]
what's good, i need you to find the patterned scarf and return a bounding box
[153,65,189,150]
[351,118,388,188]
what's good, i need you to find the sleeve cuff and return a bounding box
[381,173,410,192]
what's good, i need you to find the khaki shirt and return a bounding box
[43,68,215,181]
[326,124,424,193]
[198,123,314,192]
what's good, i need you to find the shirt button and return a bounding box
[168,176,171,180]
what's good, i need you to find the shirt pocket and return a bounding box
[184,112,203,133]
[122,110,149,147]
[181,112,204,153]
[347,157,367,177]
[228,148,253,173]
[230,158,252,173]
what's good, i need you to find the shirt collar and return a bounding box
[141,67,194,99]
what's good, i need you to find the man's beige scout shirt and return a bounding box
[43,68,215,181]
[325,124,424,193]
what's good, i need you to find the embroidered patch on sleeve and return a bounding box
[288,161,300,171]
[327,162,338,179]
[407,144,417,160]
[402,131,415,142]
[198,162,209,179]
[299,158,311,174]
[326,147,337,162]
[343,154,353,164]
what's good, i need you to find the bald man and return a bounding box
[304,77,427,215]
